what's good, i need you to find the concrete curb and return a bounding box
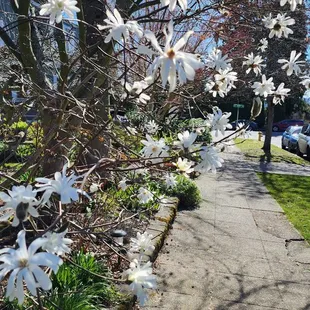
[147,197,179,263]
[117,197,179,310]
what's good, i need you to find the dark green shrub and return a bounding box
[168,175,201,209]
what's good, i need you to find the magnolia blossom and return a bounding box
[205,80,227,98]
[0,185,39,227]
[251,75,275,97]
[280,0,303,11]
[119,178,128,191]
[161,0,187,12]
[195,146,223,173]
[90,183,100,193]
[98,9,143,43]
[138,20,203,92]
[278,50,304,76]
[164,173,178,188]
[258,38,268,52]
[35,163,85,205]
[300,76,310,89]
[41,229,73,256]
[173,158,194,176]
[145,120,160,135]
[263,13,295,39]
[207,107,232,136]
[137,187,153,204]
[141,135,169,163]
[123,81,151,104]
[243,53,265,76]
[0,231,62,305]
[206,48,232,71]
[273,83,290,104]
[174,130,197,151]
[39,0,80,25]
[130,232,155,255]
[125,259,157,306]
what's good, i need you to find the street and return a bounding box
[223,130,283,148]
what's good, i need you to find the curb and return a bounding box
[147,197,179,263]
[117,197,179,310]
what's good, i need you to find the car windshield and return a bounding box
[292,129,301,135]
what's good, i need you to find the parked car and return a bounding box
[281,126,302,152]
[229,119,258,131]
[297,124,310,158]
[272,119,304,132]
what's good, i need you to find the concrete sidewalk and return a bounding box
[145,154,310,310]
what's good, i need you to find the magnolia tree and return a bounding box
[0,0,309,307]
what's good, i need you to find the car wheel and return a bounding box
[307,146,310,159]
[281,138,285,149]
[287,142,292,152]
[272,126,279,132]
[296,145,302,157]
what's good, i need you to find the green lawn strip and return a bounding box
[257,172,310,242]
[234,138,310,166]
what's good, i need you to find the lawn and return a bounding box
[257,173,310,241]
[234,138,310,166]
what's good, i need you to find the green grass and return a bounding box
[235,138,310,166]
[257,173,310,241]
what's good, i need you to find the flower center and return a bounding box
[167,48,175,59]
[19,258,28,268]
[273,23,281,31]
[151,146,158,153]
[57,0,64,9]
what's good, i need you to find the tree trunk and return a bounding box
[262,100,274,153]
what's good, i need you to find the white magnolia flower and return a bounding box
[164,173,177,188]
[130,232,155,255]
[278,50,304,76]
[207,107,232,136]
[195,146,223,173]
[251,74,275,97]
[263,13,295,39]
[39,0,80,25]
[141,135,169,163]
[0,231,62,305]
[174,130,197,151]
[236,122,251,139]
[119,178,128,191]
[35,163,85,205]
[90,183,100,193]
[137,187,153,204]
[173,158,194,176]
[243,53,265,76]
[145,120,160,135]
[123,81,151,104]
[161,0,187,12]
[280,0,302,11]
[258,38,268,52]
[0,185,39,227]
[41,229,73,256]
[125,259,157,306]
[273,83,290,104]
[127,127,138,136]
[205,80,227,98]
[138,20,204,92]
[206,48,232,71]
[98,8,143,43]
[300,76,310,89]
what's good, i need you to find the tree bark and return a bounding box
[262,100,274,154]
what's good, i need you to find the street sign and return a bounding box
[233,104,245,108]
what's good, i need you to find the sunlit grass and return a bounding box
[257,173,310,241]
[235,138,310,166]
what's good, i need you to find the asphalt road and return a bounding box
[222,130,283,148]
